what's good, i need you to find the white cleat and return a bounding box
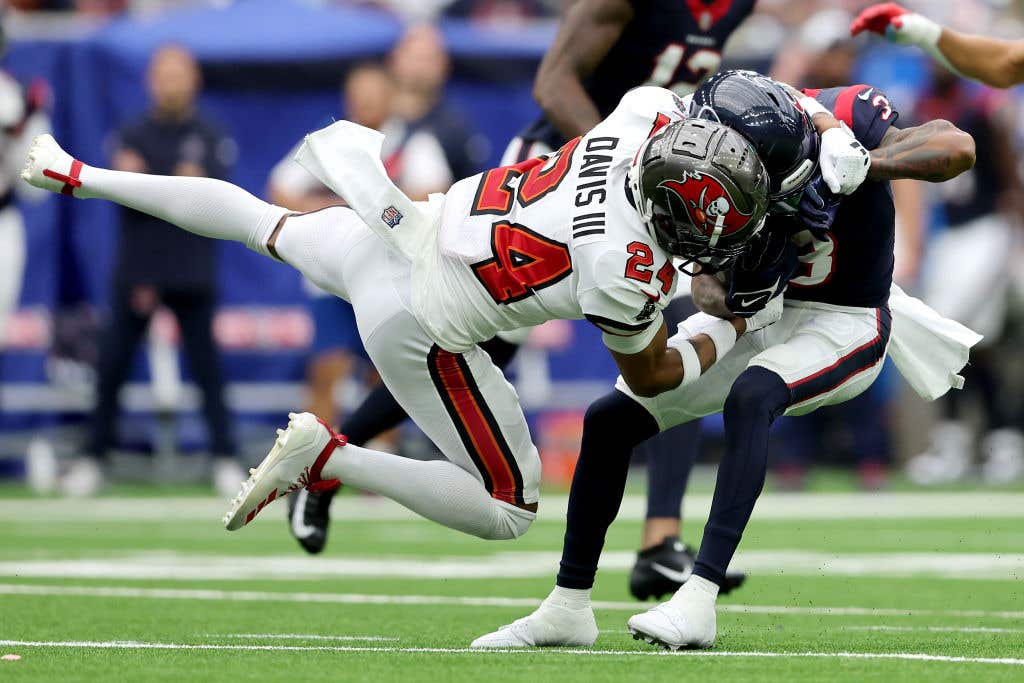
[223,412,345,531]
[471,602,598,648]
[627,597,716,650]
[21,134,84,196]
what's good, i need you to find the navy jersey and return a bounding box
[785,84,899,309]
[915,88,1004,228]
[115,112,234,290]
[518,0,755,151]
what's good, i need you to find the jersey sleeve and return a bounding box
[577,246,666,355]
[825,85,900,150]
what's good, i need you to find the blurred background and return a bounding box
[3,0,1024,498]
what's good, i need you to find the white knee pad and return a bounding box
[487,499,537,540]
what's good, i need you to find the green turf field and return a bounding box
[1,484,1022,682]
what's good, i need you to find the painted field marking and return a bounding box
[2,583,1024,620]
[1,550,1020,581]
[845,625,1024,635]
[211,634,399,641]
[3,491,1024,523]
[0,640,1021,666]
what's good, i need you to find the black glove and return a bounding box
[795,174,841,238]
[725,230,799,317]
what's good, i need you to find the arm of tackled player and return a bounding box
[868,121,976,183]
[610,317,746,398]
[532,0,634,139]
[933,31,1024,89]
[690,272,736,320]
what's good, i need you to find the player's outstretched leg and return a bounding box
[287,336,522,554]
[628,366,789,649]
[22,135,287,256]
[472,391,656,648]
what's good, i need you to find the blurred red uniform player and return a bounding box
[853,2,1024,88]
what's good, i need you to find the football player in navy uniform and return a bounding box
[852,3,1024,89]
[472,69,977,649]
[287,0,760,599]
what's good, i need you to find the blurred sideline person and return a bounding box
[62,45,243,497]
[0,29,51,400]
[287,0,756,598]
[389,23,485,184]
[270,63,452,434]
[907,67,1024,485]
[852,2,1024,89]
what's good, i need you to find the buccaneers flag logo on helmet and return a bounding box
[659,172,752,244]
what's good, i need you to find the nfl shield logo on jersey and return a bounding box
[381,205,404,229]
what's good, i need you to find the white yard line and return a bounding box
[3,583,1024,620]
[211,634,399,641]
[845,625,1024,635]
[1,550,1019,581]
[0,639,1020,666]
[2,491,1024,523]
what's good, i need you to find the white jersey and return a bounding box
[411,87,689,354]
[0,72,50,200]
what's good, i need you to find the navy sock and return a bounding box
[638,420,700,521]
[557,390,659,589]
[694,366,790,586]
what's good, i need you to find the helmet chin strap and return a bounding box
[627,141,658,240]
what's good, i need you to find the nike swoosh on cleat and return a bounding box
[650,562,692,584]
[290,489,319,539]
[857,87,874,101]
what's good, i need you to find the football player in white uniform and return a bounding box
[0,60,50,371]
[24,86,792,542]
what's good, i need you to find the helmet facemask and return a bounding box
[629,119,770,275]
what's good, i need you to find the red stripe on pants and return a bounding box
[431,349,518,505]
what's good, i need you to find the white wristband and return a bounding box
[703,318,738,361]
[799,95,829,119]
[898,13,942,48]
[668,336,702,387]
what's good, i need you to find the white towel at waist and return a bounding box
[887,283,983,401]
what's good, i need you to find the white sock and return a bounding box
[544,586,592,611]
[321,443,534,540]
[671,575,719,606]
[78,165,286,257]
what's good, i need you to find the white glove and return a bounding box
[819,124,871,195]
[743,294,783,333]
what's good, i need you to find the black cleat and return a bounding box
[629,536,747,600]
[286,485,339,554]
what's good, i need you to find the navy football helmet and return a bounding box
[691,69,819,215]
